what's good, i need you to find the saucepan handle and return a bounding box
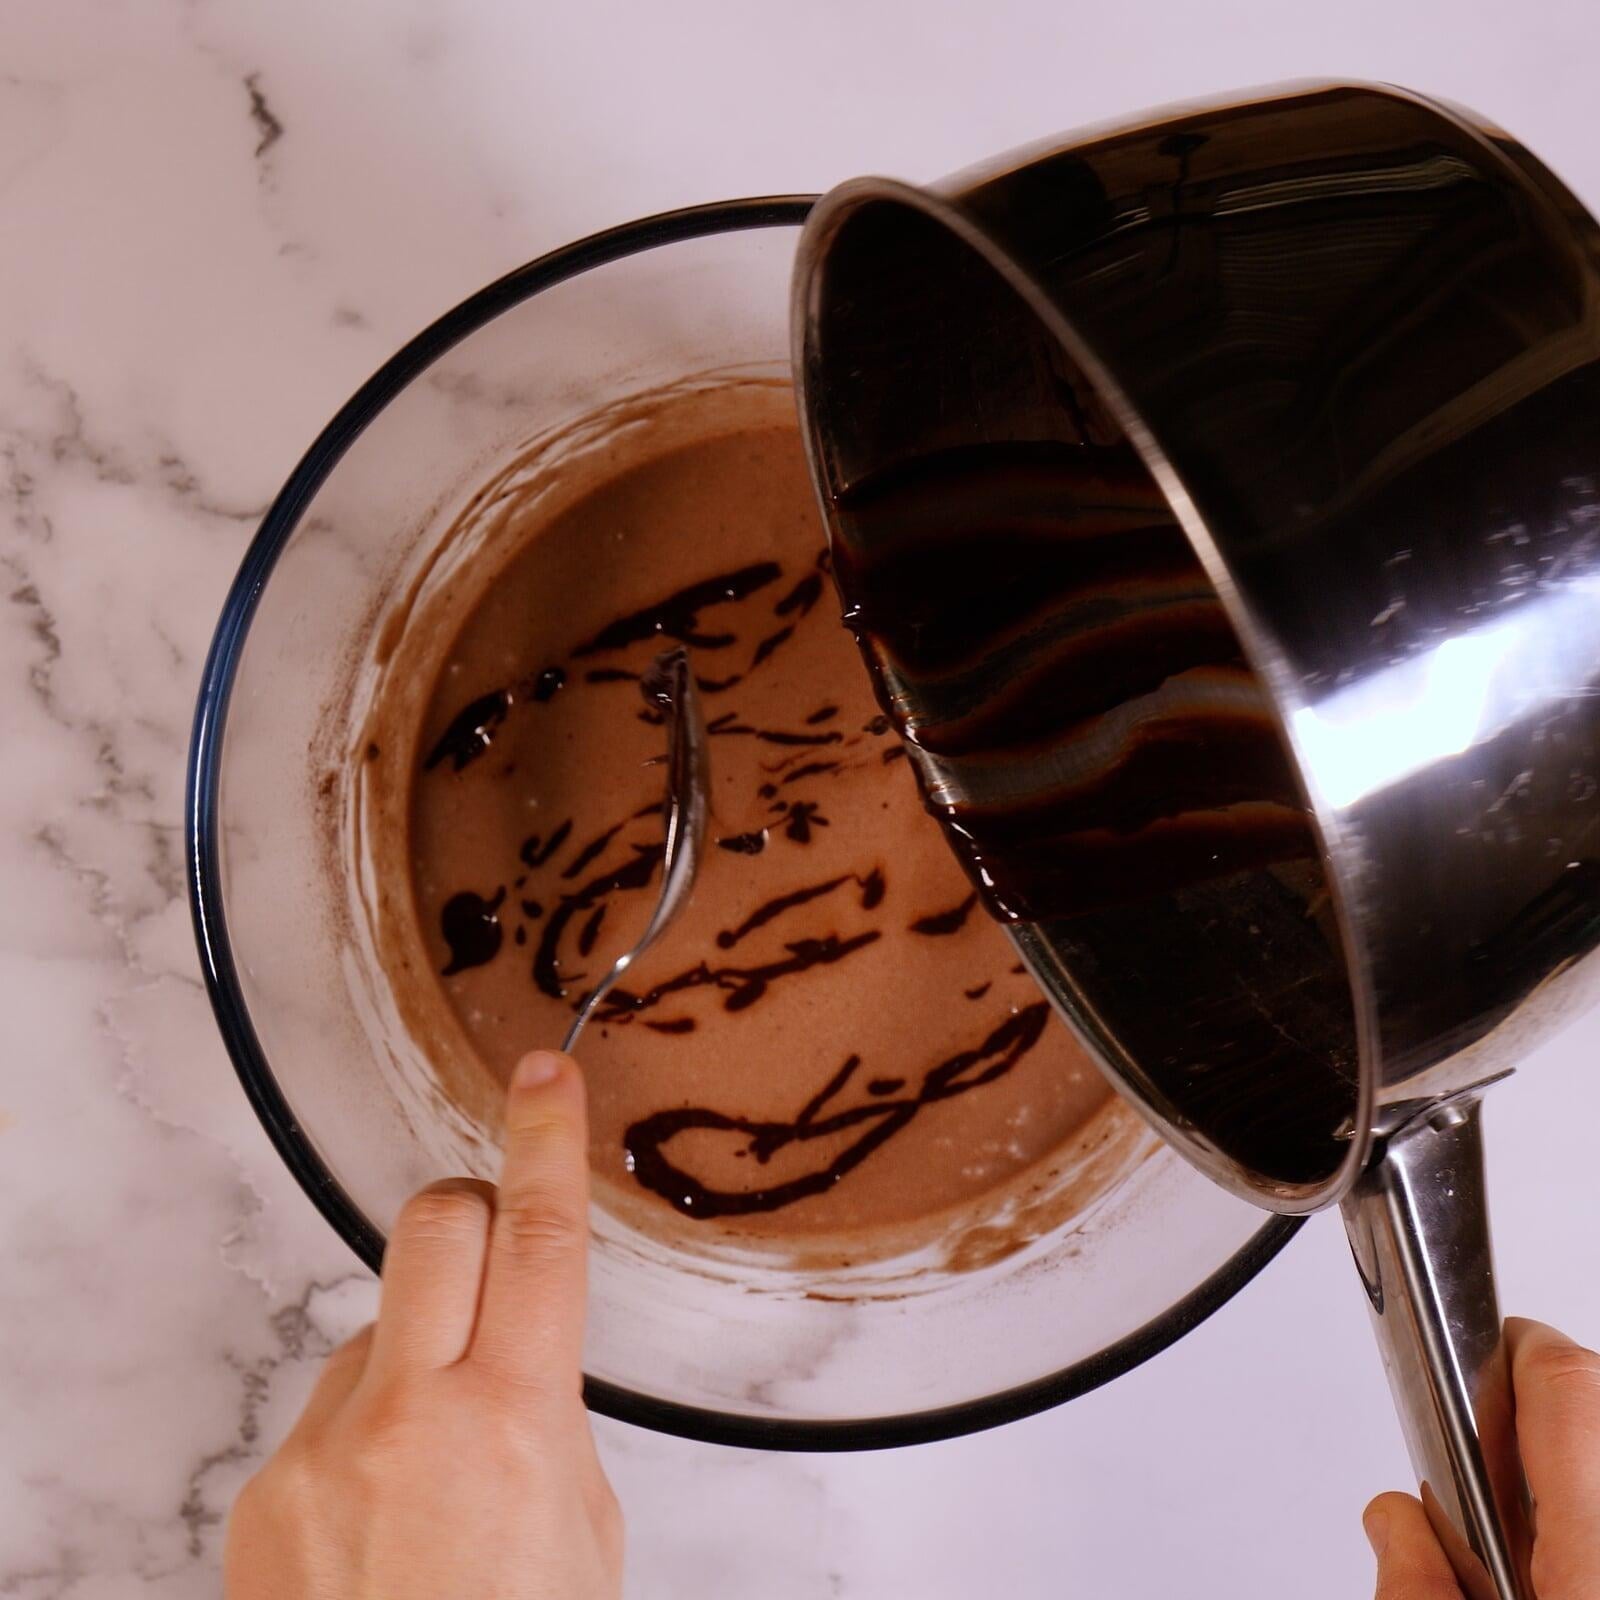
[1340,1097,1532,1599]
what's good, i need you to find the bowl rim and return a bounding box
[184,193,1303,1451]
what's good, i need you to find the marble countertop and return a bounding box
[5,3,1599,1595]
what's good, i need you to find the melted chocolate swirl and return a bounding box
[623,1004,1050,1218]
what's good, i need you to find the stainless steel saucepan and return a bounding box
[795,81,1600,1599]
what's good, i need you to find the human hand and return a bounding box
[1365,1318,1599,1598]
[224,1051,623,1599]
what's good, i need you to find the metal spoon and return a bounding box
[561,645,707,1052]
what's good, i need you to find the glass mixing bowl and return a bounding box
[186,197,1300,1448]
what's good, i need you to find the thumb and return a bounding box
[1366,1491,1464,1600]
[470,1051,591,1389]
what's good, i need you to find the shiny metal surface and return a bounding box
[1343,1094,1529,1600]
[562,646,708,1053]
[793,82,1599,1596]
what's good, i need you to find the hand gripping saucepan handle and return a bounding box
[1342,1097,1531,1599]
[792,81,1600,1600]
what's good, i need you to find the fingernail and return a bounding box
[513,1051,563,1090]
[1363,1509,1389,1557]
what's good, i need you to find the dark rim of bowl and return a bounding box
[185,193,1304,1452]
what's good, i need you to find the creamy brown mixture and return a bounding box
[365,382,1134,1261]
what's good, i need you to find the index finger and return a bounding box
[1506,1318,1600,1594]
[470,1051,591,1390]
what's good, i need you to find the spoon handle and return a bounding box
[562,647,707,1053]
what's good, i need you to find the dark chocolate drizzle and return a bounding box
[751,624,795,668]
[424,561,836,787]
[577,903,607,956]
[909,893,979,937]
[775,571,823,618]
[520,820,572,869]
[572,561,781,656]
[599,930,880,1020]
[562,819,627,880]
[533,844,664,999]
[425,691,510,773]
[780,759,842,787]
[440,887,505,975]
[781,800,828,843]
[706,711,843,748]
[420,538,1062,1219]
[715,870,885,951]
[622,1004,1049,1218]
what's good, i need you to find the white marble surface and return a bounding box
[5,2,1600,1595]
